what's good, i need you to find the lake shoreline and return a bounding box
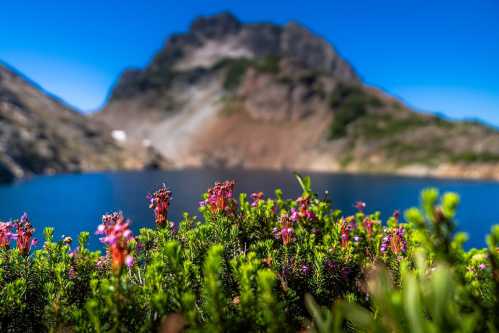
[4,163,499,186]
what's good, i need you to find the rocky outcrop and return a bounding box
[0,63,167,182]
[98,12,499,181]
[108,12,357,102]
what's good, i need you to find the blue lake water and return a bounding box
[0,169,497,249]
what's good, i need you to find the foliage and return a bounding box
[0,175,497,332]
[218,56,280,91]
[328,83,384,139]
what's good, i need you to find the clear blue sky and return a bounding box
[1,0,498,125]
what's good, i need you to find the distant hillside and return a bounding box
[96,12,499,180]
[0,63,166,182]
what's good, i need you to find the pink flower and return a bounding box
[96,212,135,274]
[393,210,400,221]
[274,213,295,246]
[354,201,366,212]
[340,217,356,247]
[381,226,407,255]
[479,263,487,270]
[363,217,375,238]
[147,184,173,227]
[250,192,264,207]
[96,224,106,234]
[200,180,237,215]
[14,213,35,256]
[295,195,316,222]
[0,221,14,249]
[125,255,134,268]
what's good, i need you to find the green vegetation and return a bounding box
[451,151,499,164]
[382,141,448,166]
[217,56,280,91]
[328,83,384,139]
[352,112,428,139]
[219,95,246,116]
[0,176,497,332]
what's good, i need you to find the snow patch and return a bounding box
[111,130,127,142]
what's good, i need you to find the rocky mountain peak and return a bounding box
[190,12,242,39]
[98,13,499,181]
[109,12,358,102]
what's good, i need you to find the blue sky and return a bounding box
[1,0,498,125]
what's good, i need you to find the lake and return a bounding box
[0,169,497,249]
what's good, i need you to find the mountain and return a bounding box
[98,12,499,180]
[0,63,166,183]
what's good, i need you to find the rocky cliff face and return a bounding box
[0,63,166,182]
[98,12,499,180]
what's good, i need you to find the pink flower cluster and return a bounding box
[96,212,134,274]
[380,225,407,255]
[292,195,315,222]
[362,217,375,238]
[340,216,357,248]
[200,180,237,215]
[147,184,173,227]
[15,213,37,256]
[0,221,14,249]
[250,192,264,207]
[273,213,295,245]
[0,213,37,255]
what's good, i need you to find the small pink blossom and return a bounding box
[250,192,264,207]
[274,213,295,245]
[354,201,366,212]
[125,255,134,268]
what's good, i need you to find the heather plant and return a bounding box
[0,175,497,332]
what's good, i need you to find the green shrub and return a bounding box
[0,175,497,332]
[223,59,252,91]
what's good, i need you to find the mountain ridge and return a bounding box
[95,12,499,180]
[0,62,167,182]
[3,12,499,181]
